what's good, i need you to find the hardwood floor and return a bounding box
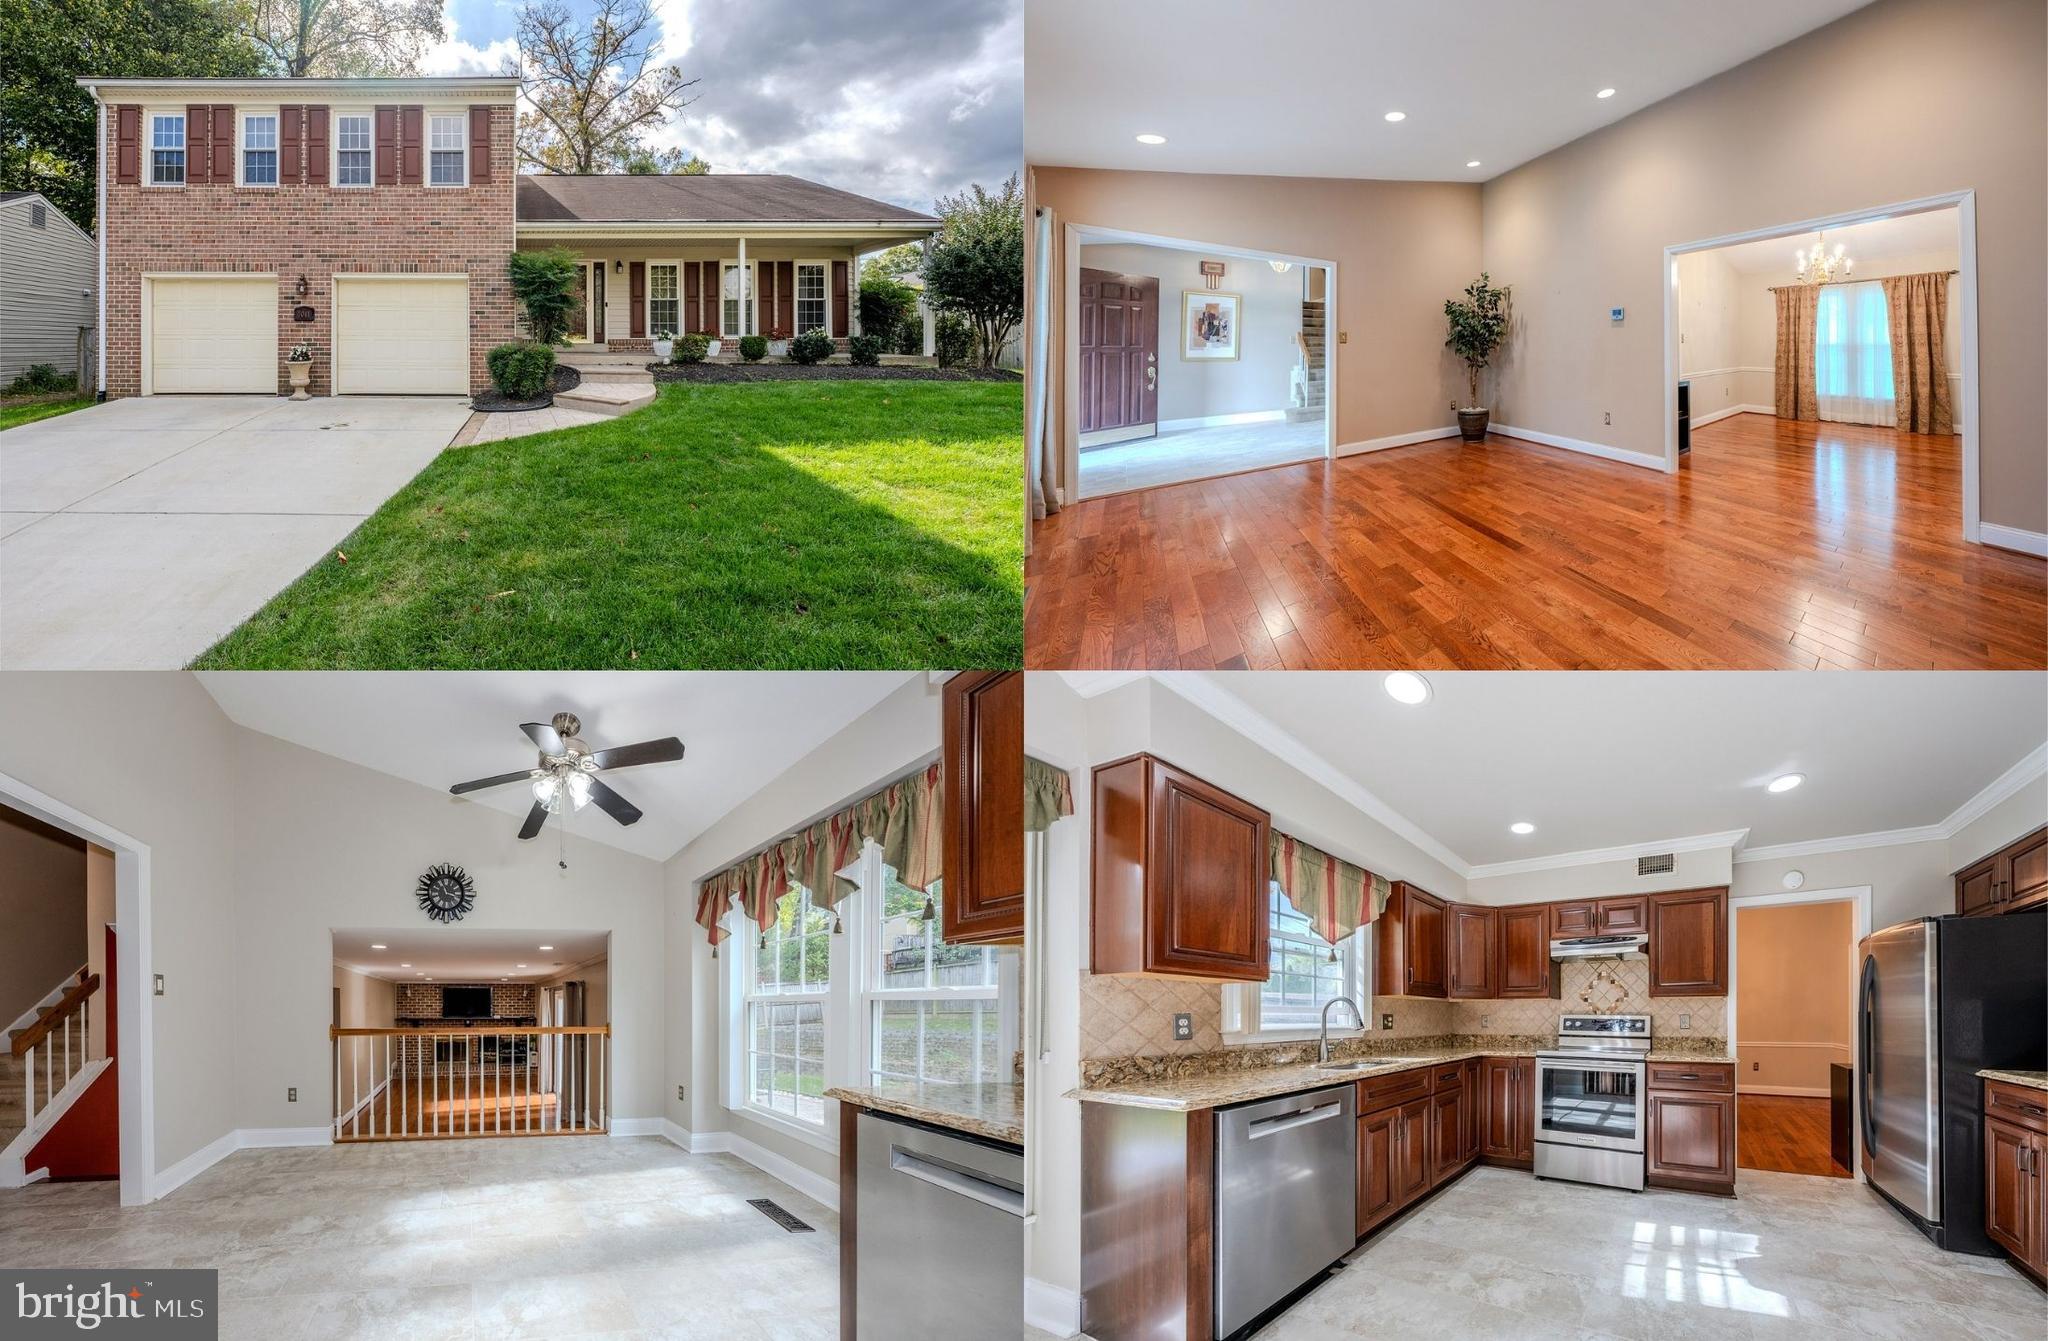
[335,1069,600,1141]
[1025,414,2047,669]
[1738,1094,1849,1178]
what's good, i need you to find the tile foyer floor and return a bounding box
[0,1137,836,1340]
[1078,416,1326,498]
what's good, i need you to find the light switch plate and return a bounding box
[677,1084,686,1102]
[1679,1013,1692,1030]
[1337,331,1348,344]
[1172,1013,1193,1041]
[287,1088,297,1103]
[153,974,166,996]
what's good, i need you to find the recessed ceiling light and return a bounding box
[1383,671,1431,705]
[1135,133,1166,145]
[1383,111,1406,122]
[1596,88,1616,99]
[1466,160,1481,168]
[1768,773,1805,793]
[538,945,553,951]
[1510,822,1536,835]
[400,962,411,968]
[370,944,387,950]
[516,963,528,968]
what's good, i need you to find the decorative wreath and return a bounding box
[415,863,477,924]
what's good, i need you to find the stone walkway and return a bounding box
[455,404,610,445]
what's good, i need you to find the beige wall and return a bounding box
[1465,845,1734,906]
[0,807,87,1028]
[1735,900,1854,1094]
[1481,0,2045,532]
[331,964,395,1031]
[1030,166,1482,495]
[85,845,113,1060]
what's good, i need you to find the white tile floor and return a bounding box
[1042,1166,2045,1340]
[1077,416,1326,498]
[0,1137,837,1340]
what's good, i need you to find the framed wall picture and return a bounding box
[1181,289,1241,361]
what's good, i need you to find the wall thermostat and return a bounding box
[1609,306,1625,322]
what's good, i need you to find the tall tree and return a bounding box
[0,0,267,229]
[243,0,446,77]
[922,173,1024,370]
[516,0,698,174]
[860,243,924,284]
[622,146,711,175]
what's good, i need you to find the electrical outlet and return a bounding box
[677,1084,686,1102]
[1480,1014,1492,1029]
[1337,331,1348,344]
[1752,1060,1761,1071]
[1380,1012,1394,1031]
[1172,1013,1193,1042]
[287,1087,297,1103]
[1679,1013,1692,1030]
[153,974,165,996]
[1603,411,1612,425]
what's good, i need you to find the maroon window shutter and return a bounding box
[758,263,775,334]
[305,106,328,185]
[831,261,850,336]
[374,106,398,185]
[280,105,302,184]
[398,106,423,185]
[630,262,647,338]
[683,261,702,334]
[468,106,492,183]
[114,106,140,184]
[209,106,233,182]
[185,105,211,182]
[776,261,795,335]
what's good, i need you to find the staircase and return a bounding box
[0,1051,25,1153]
[2,967,102,1185]
[554,347,656,417]
[1288,300,1328,423]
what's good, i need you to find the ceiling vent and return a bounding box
[1637,853,1675,876]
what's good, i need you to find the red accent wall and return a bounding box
[27,924,119,1181]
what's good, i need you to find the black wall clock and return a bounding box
[415,863,477,924]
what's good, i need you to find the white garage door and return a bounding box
[334,276,471,395]
[150,277,276,394]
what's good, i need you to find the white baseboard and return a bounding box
[607,1116,662,1137]
[238,1126,331,1148]
[658,1118,694,1150]
[1738,1085,1831,1098]
[1335,424,1459,457]
[1691,404,1774,430]
[1980,523,2048,559]
[1,1058,113,1188]
[1160,409,1286,432]
[1491,423,1668,472]
[691,1128,839,1213]
[1079,423,1155,449]
[149,1129,239,1201]
[1025,1277,1083,1336]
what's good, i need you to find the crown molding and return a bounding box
[1736,741,2047,864]
[1465,829,1750,881]
[1940,742,2046,836]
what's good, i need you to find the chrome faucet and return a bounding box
[1319,996,1364,1064]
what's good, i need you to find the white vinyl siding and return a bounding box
[150,114,185,185]
[0,195,97,384]
[334,114,372,187]
[428,114,465,186]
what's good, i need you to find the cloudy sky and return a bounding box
[424,0,1020,211]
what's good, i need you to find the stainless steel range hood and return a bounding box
[1549,933,1648,960]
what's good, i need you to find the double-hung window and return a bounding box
[864,870,1008,1085]
[649,264,680,337]
[241,114,278,186]
[744,883,831,1125]
[334,114,372,186]
[1815,280,1895,427]
[795,263,828,336]
[1225,885,1369,1039]
[428,114,465,186]
[150,114,185,185]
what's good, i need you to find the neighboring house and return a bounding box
[0,191,97,387]
[76,76,941,398]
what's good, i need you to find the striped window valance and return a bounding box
[694,761,943,952]
[1269,830,1391,947]
[1026,755,1075,832]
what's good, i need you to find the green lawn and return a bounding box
[0,395,93,432]
[193,380,1023,668]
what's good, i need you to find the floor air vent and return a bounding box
[1637,853,1675,876]
[747,1198,816,1233]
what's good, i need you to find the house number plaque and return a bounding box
[293,305,316,323]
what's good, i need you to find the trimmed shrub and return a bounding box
[788,329,835,365]
[5,363,77,395]
[674,332,711,364]
[858,276,918,346]
[933,313,974,369]
[739,334,768,362]
[486,341,556,399]
[507,247,580,346]
[848,333,885,367]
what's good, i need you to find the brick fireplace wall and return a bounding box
[394,982,536,1019]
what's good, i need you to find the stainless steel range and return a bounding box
[1534,1014,1649,1192]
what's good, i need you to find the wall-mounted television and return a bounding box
[442,985,493,1019]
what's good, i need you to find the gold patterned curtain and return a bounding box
[1773,285,1819,421]
[1880,272,1954,435]
[1025,755,1074,832]
[1268,830,1391,948]
[694,762,943,953]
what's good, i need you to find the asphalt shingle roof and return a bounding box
[515,173,938,226]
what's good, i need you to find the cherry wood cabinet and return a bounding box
[1495,904,1556,999]
[1445,903,1498,999]
[1430,1067,1473,1178]
[1983,1079,2048,1283]
[1090,753,1271,981]
[940,671,1024,946]
[1356,1102,1399,1237]
[1551,895,1647,938]
[1376,882,1448,998]
[1958,825,2048,918]
[1645,1062,1737,1196]
[1479,1057,1534,1167]
[1647,888,1728,995]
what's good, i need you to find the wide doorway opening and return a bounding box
[1732,896,1859,1178]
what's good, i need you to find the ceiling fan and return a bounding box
[449,713,684,839]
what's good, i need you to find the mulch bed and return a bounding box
[469,363,582,412]
[650,363,1017,384]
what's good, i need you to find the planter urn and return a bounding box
[287,361,312,401]
[704,339,722,358]
[652,338,674,361]
[1456,406,1490,442]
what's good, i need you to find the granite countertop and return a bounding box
[1979,1069,2048,1093]
[1068,1040,1738,1113]
[826,1080,1023,1145]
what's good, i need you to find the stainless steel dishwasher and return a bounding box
[855,1110,1023,1338]
[1214,1084,1356,1336]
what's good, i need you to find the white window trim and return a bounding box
[719,258,757,339]
[793,259,832,339]
[425,111,467,188]
[144,108,187,190]
[235,107,280,189]
[330,107,375,189]
[645,259,682,340]
[1221,900,1372,1045]
[860,841,1010,1085]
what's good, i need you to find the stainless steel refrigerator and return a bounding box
[1858,910,2046,1255]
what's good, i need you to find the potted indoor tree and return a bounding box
[285,341,314,400]
[1443,273,1511,442]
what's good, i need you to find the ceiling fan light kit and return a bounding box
[448,710,685,843]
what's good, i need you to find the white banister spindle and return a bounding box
[599,1034,607,1132]
[24,1044,35,1128]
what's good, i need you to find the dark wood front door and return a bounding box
[1079,268,1158,437]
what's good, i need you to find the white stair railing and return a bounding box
[12,971,100,1138]
[330,1025,610,1141]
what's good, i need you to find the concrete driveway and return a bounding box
[1,396,474,667]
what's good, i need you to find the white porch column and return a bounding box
[922,298,936,357]
[849,249,862,338]
[736,237,748,334]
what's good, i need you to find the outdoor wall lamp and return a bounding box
[295,275,309,297]
[614,259,624,274]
